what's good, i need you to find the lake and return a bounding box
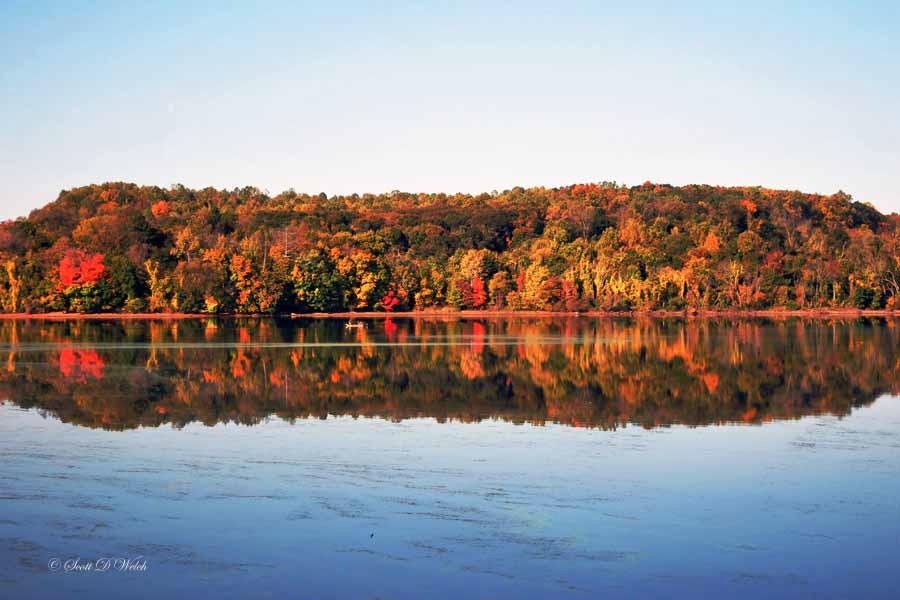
[1,317,899,599]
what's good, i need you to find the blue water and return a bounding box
[2,397,899,599]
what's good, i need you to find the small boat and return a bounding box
[345,320,365,329]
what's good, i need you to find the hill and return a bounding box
[0,182,897,313]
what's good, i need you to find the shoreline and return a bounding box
[0,308,897,320]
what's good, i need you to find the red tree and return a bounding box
[381,290,400,311]
[470,276,488,308]
[59,249,106,288]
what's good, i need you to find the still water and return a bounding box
[1,317,898,598]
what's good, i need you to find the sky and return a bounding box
[1,1,898,220]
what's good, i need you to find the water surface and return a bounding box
[1,317,898,598]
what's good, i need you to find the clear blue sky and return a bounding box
[2,0,898,219]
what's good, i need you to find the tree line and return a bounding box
[0,181,898,313]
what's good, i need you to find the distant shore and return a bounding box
[0,308,897,320]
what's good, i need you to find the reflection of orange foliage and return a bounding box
[702,373,719,393]
[336,355,352,373]
[471,322,485,353]
[5,318,898,431]
[656,333,701,372]
[765,356,783,376]
[239,328,251,344]
[459,352,484,379]
[516,342,527,359]
[618,379,645,407]
[546,397,594,428]
[231,352,250,378]
[384,318,398,339]
[58,348,105,382]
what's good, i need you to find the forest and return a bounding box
[0,181,898,313]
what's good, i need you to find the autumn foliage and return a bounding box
[381,290,401,311]
[0,181,897,313]
[58,249,106,288]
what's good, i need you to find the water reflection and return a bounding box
[0,317,897,430]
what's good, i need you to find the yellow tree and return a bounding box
[0,261,21,313]
[144,259,171,311]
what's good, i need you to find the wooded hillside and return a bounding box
[1,182,897,313]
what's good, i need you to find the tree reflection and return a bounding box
[0,317,897,431]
